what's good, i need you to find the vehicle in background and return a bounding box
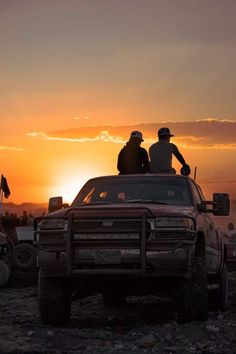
[35,174,230,325]
[13,226,37,269]
[0,222,37,286]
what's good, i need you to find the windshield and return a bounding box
[72,176,193,207]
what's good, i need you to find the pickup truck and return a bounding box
[35,174,230,325]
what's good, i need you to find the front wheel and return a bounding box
[179,257,208,323]
[209,263,228,312]
[38,270,71,326]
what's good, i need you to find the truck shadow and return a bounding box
[70,295,178,330]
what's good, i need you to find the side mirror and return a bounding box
[213,193,230,216]
[48,196,63,213]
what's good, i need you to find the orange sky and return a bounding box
[1,119,236,204]
[1,1,236,204]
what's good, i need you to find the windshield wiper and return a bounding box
[126,199,167,205]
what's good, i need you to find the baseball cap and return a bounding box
[130,131,144,141]
[158,127,174,137]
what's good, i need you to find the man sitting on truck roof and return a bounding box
[117,131,149,174]
[149,127,190,175]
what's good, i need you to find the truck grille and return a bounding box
[74,233,140,240]
[73,219,142,233]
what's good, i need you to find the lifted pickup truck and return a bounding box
[35,174,230,325]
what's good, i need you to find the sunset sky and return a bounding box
[1,0,236,204]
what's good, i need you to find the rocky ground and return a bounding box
[0,271,236,354]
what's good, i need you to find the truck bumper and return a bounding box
[38,242,194,278]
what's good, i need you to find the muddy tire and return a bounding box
[38,270,71,326]
[179,257,208,323]
[178,279,193,323]
[13,243,37,270]
[103,292,126,308]
[209,263,228,312]
[0,260,10,287]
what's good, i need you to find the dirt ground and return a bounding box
[0,271,236,354]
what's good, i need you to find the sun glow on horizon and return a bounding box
[50,171,99,205]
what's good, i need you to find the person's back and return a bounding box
[117,131,149,174]
[149,140,177,173]
[149,127,190,175]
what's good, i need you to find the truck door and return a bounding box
[191,182,220,272]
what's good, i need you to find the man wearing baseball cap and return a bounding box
[149,127,190,175]
[117,131,149,174]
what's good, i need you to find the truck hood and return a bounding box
[48,203,197,219]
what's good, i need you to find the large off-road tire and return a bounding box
[12,243,37,270]
[38,270,71,326]
[209,263,228,312]
[0,260,10,287]
[179,257,208,323]
[103,292,126,308]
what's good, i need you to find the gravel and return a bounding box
[0,271,236,354]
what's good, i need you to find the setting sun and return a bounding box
[49,170,101,205]
[1,1,236,207]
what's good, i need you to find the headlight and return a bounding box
[39,219,68,231]
[154,217,194,230]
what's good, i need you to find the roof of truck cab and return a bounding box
[88,174,194,182]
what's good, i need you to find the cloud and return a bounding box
[0,146,24,151]
[27,131,126,144]
[196,118,235,123]
[73,116,91,120]
[27,118,236,149]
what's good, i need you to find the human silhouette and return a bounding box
[149,127,190,175]
[117,131,149,174]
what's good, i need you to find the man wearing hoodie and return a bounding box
[117,131,149,174]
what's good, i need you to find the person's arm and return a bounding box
[173,144,187,166]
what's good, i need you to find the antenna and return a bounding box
[194,167,197,182]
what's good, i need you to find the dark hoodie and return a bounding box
[117,140,149,174]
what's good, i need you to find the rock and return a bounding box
[104,341,112,349]
[165,333,173,341]
[139,334,156,347]
[26,330,34,336]
[206,324,220,333]
[86,345,95,351]
[176,334,186,340]
[47,330,55,336]
[114,343,125,349]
